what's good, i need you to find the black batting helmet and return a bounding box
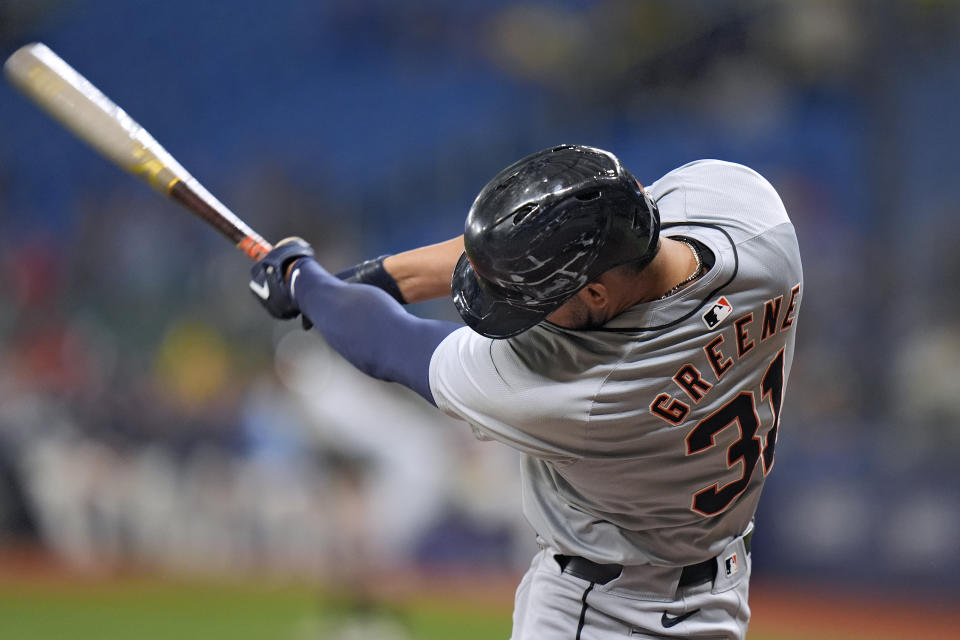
[452,144,660,339]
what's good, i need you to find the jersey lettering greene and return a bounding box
[429,160,802,566]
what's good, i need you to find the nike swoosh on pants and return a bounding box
[661,609,700,628]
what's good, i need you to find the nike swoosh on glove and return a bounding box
[249,237,314,321]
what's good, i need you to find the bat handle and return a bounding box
[166,179,272,261]
[238,236,273,261]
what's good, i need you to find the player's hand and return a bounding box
[249,237,314,321]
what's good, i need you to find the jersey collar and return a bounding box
[599,221,738,333]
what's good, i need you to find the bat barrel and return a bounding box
[4,42,273,261]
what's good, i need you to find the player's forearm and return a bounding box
[382,236,464,303]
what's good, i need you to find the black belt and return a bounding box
[556,530,753,588]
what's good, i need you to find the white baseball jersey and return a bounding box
[429,159,802,567]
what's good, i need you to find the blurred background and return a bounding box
[0,1,957,638]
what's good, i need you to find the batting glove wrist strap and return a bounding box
[336,255,407,304]
[249,237,315,320]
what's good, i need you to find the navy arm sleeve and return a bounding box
[290,257,461,405]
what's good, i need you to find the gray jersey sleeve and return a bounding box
[429,326,593,462]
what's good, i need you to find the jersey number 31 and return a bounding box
[685,349,785,516]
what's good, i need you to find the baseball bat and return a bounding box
[3,42,272,260]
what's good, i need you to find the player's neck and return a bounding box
[577,238,706,324]
[634,237,703,304]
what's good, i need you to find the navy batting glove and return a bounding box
[250,237,314,321]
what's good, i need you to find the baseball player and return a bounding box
[249,145,802,639]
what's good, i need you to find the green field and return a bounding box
[0,578,512,640]
[0,574,950,640]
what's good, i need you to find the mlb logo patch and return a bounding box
[724,553,739,577]
[702,297,733,329]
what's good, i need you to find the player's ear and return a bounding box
[581,282,610,310]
